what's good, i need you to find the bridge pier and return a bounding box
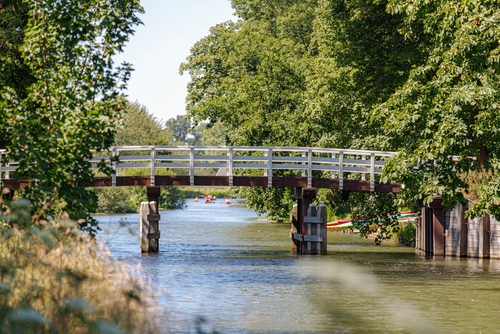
[140,186,161,253]
[291,187,327,255]
[416,197,446,257]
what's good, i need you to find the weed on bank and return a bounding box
[0,194,162,333]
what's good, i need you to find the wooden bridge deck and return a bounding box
[1,145,401,193]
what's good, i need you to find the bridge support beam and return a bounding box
[140,186,161,253]
[291,187,327,255]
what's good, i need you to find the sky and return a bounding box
[115,0,236,124]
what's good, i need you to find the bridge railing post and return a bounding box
[150,147,156,186]
[267,148,272,187]
[331,152,336,179]
[361,154,366,180]
[307,149,312,188]
[301,151,306,177]
[189,147,195,186]
[0,150,3,185]
[228,147,234,187]
[338,152,344,190]
[370,153,375,192]
[112,147,117,187]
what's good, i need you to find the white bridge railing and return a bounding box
[0,146,397,190]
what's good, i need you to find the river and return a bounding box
[96,199,500,334]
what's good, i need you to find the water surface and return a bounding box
[96,200,500,333]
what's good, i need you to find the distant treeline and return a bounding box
[93,186,237,213]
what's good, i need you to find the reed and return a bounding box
[0,193,163,333]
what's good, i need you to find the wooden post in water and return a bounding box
[140,186,161,253]
[417,196,445,257]
[292,187,323,254]
[301,188,317,254]
[291,187,303,253]
[290,203,300,253]
[429,197,445,257]
[303,203,327,254]
[460,203,468,257]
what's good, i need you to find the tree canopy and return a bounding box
[376,0,500,215]
[180,0,500,219]
[180,0,427,218]
[0,0,143,233]
[115,101,170,146]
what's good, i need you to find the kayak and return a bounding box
[326,211,420,228]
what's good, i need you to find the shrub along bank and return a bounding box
[93,186,238,214]
[93,186,187,213]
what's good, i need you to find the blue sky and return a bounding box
[115,0,235,124]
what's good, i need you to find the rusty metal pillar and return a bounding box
[429,197,445,257]
[459,203,468,257]
[483,214,491,259]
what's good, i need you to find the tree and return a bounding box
[180,2,316,147]
[0,0,143,234]
[165,115,191,144]
[0,1,34,148]
[375,0,500,217]
[115,101,171,146]
[201,121,227,146]
[306,0,427,149]
[180,0,425,220]
[93,100,186,213]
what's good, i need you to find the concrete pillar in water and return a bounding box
[140,201,160,253]
[140,186,161,253]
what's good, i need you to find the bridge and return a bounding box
[0,146,400,192]
[0,145,403,255]
[2,145,493,259]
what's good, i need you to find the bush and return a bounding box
[397,222,417,247]
[93,186,186,213]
